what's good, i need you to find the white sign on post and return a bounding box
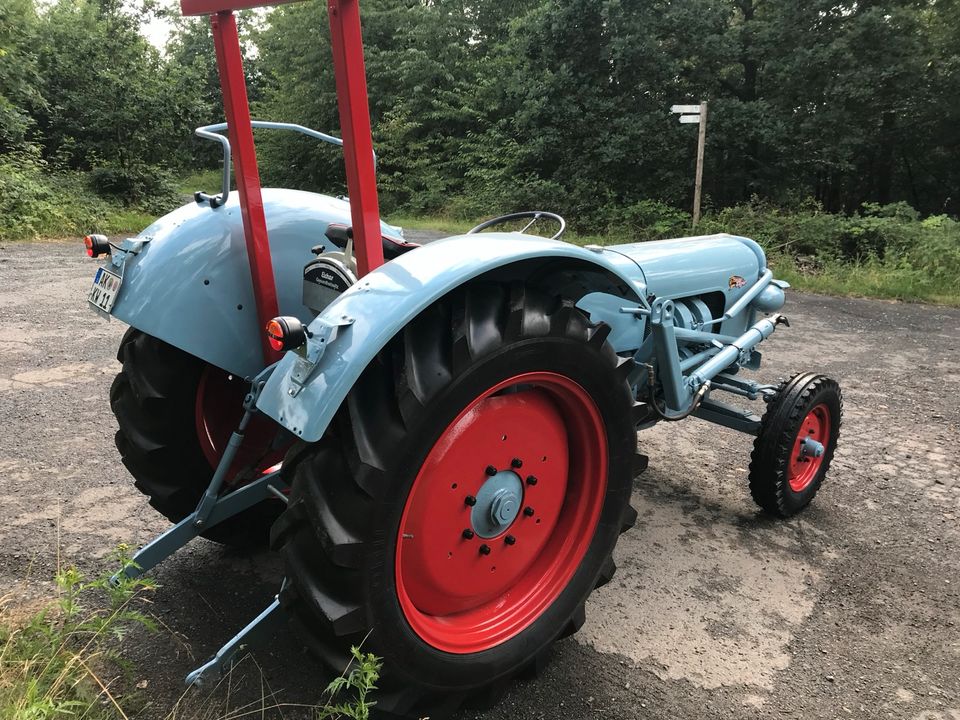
[669,100,708,226]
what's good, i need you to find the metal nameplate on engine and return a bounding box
[303,256,357,314]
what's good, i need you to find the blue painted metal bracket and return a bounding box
[709,372,778,401]
[648,298,688,410]
[639,290,790,426]
[692,398,763,435]
[185,590,287,686]
[115,367,287,583]
[115,471,288,582]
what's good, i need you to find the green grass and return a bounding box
[175,168,224,197]
[0,547,156,720]
[386,213,610,247]
[1,548,383,720]
[0,203,156,242]
[385,213,474,235]
[98,208,157,235]
[771,254,960,307]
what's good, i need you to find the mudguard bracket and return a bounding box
[288,314,355,396]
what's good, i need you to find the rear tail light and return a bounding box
[266,316,307,352]
[83,234,110,258]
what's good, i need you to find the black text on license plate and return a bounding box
[88,267,122,313]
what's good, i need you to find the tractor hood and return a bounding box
[604,234,766,302]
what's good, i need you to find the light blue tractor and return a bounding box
[84,0,842,716]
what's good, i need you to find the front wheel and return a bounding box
[271,282,638,717]
[749,373,842,517]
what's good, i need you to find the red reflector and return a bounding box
[266,319,285,351]
[83,234,110,258]
[265,316,307,352]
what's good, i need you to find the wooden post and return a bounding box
[692,101,707,227]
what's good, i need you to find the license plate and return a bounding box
[88,267,122,313]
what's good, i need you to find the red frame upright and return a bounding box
[208,10,280,363]
[181,0,385,363]
[327,0,384,277]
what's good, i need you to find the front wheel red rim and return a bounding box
[787,403,830,492]
[395,372,608,654]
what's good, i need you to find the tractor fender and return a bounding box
[104,188,402,378]
[255,233,648,442]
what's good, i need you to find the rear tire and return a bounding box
[110,329,282,547]
[271,282,639,717]
[749,373,842,517]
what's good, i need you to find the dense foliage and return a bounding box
[252,0,960,221]
[0,0,957,303]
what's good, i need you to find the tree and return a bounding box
[31,0,192,171]
[0,0,44,153]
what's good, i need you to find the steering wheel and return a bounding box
[467,211,567,240]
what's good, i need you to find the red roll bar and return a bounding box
[181,0,385,363]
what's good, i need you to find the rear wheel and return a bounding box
[271,282,639,717]
[110,329,284,546]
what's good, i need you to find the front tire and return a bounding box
[271,282,639,717]
[110,329,283,546]
[749,373,842,517]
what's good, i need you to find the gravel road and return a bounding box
[0,236,958,720]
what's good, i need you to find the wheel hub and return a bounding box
[396,390,567,616]
[799,437,825,459]
[472,471,523,538]
[788,403,830,492]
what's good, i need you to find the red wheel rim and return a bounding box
[787,403,830,492]
[395,372,608,654]
[195,366,286,479]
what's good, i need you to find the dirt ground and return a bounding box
[0,237,958,720]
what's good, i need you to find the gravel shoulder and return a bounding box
[0,237,957,719]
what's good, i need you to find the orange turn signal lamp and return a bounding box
[83,234,111,258]
[266,316,307,352]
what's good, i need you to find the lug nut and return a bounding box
[485,465,498,476]
[526,475,538,486]
[523,506,535,517]
[511,458,523,468]
[505,535,516,545]
[465,495,477,506]
[462,528,475,540]
[479,544,491,555]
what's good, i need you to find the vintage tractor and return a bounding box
[84,0,842,715]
